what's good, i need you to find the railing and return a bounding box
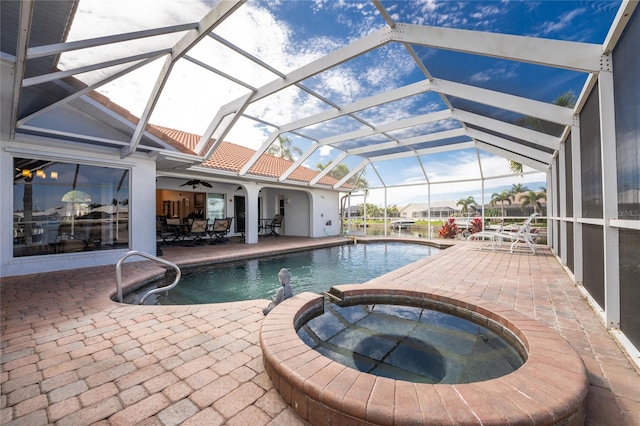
[115,250,181,304]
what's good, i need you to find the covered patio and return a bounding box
[1,237,639,424]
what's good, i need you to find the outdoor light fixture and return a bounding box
[51,172,58,179]
[21,169,32,178]
[36,170,46,178]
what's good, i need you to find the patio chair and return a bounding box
[224,217,233,241]
[210,217,231,244]
[467,220,505,249]
[165,217,189,244]
[187,218,209,245]
[473,213,539,254]
[264,214,284,237]
[55,222,93,253]
[157,215,179,246]
[503,212,539,254]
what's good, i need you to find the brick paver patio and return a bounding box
[2,236,639,425]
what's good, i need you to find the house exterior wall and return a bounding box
[311,190,341,237]
[1,138,157,278]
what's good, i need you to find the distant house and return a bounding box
[400,202,459,219]
[397,196,548,220]
[488,192,548,217]
[344,205,363,217]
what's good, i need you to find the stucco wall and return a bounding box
[0,140,157,278]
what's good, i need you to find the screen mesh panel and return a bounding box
[564,136,574,217]
[620,229,640,348]
[582,224,605,309]
[614,11,640,221]
[566,221,574,273]
[580,85,603,218]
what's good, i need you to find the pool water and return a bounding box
[127,242,439,305]
[297,303,524,384]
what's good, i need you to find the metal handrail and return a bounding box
[115,250,181,304]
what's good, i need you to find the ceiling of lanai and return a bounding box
[2,0,635,193]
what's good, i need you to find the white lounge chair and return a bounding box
[467,221,504,249]
[468,213,540,254]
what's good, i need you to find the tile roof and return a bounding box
[82,90,343,188]
[85,92,195,155]
[149,125,342,187]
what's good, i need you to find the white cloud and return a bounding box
[537,8,586,36]
[60,1,340,148]
[319,145,334,157]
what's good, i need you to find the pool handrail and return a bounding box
[115,250,181,304]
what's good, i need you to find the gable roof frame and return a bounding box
[210,18,598,186]
[5,1,633,193]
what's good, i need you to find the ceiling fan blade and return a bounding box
[201,182,213,188]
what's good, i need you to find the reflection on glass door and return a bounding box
[206,194,225,219]
[234,196,245,233]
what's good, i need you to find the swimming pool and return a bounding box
[125,242,439,305]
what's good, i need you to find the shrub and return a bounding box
[469,217,483,234]
[438,218,460,239]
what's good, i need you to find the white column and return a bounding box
[599,63,620,329]
[244,184,260,244]
[384,187,388,237]
[481,179,485,232]
[559,144,568,266]
[571,116,584,284]
[548,166,556,252]
[427,184,432,238]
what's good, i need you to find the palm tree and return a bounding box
[364,203,380,218]
[316,162,368,188]
[491,190,512,217]
[266,135,302,161]
[519,190,546,215]
[509,183,530,201]
[508,160,523,175]
[384,204,399,217]
[456,196,477,215]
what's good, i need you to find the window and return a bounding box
[13,158,130,257]
[206,193,226,219]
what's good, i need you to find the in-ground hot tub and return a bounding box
[260,286,589,425]
[297,300,525,385]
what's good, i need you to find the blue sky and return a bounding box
[60,0,621,206]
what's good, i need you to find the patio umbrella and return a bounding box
[62,190,91,204]
[62,190,91,234]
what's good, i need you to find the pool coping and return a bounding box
[260,286,589,425]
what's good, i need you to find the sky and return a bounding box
[58,0,621,207]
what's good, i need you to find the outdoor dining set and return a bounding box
[156,214,284,246]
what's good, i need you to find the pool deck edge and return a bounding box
[2,236,638,425]
[261,287,589,426]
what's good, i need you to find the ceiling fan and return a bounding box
[180,179,213,189]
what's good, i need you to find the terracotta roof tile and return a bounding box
[146,124,198,155]
[85,90,343,187]
[151,126,343,187]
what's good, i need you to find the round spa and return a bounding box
[259,287,589,425]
